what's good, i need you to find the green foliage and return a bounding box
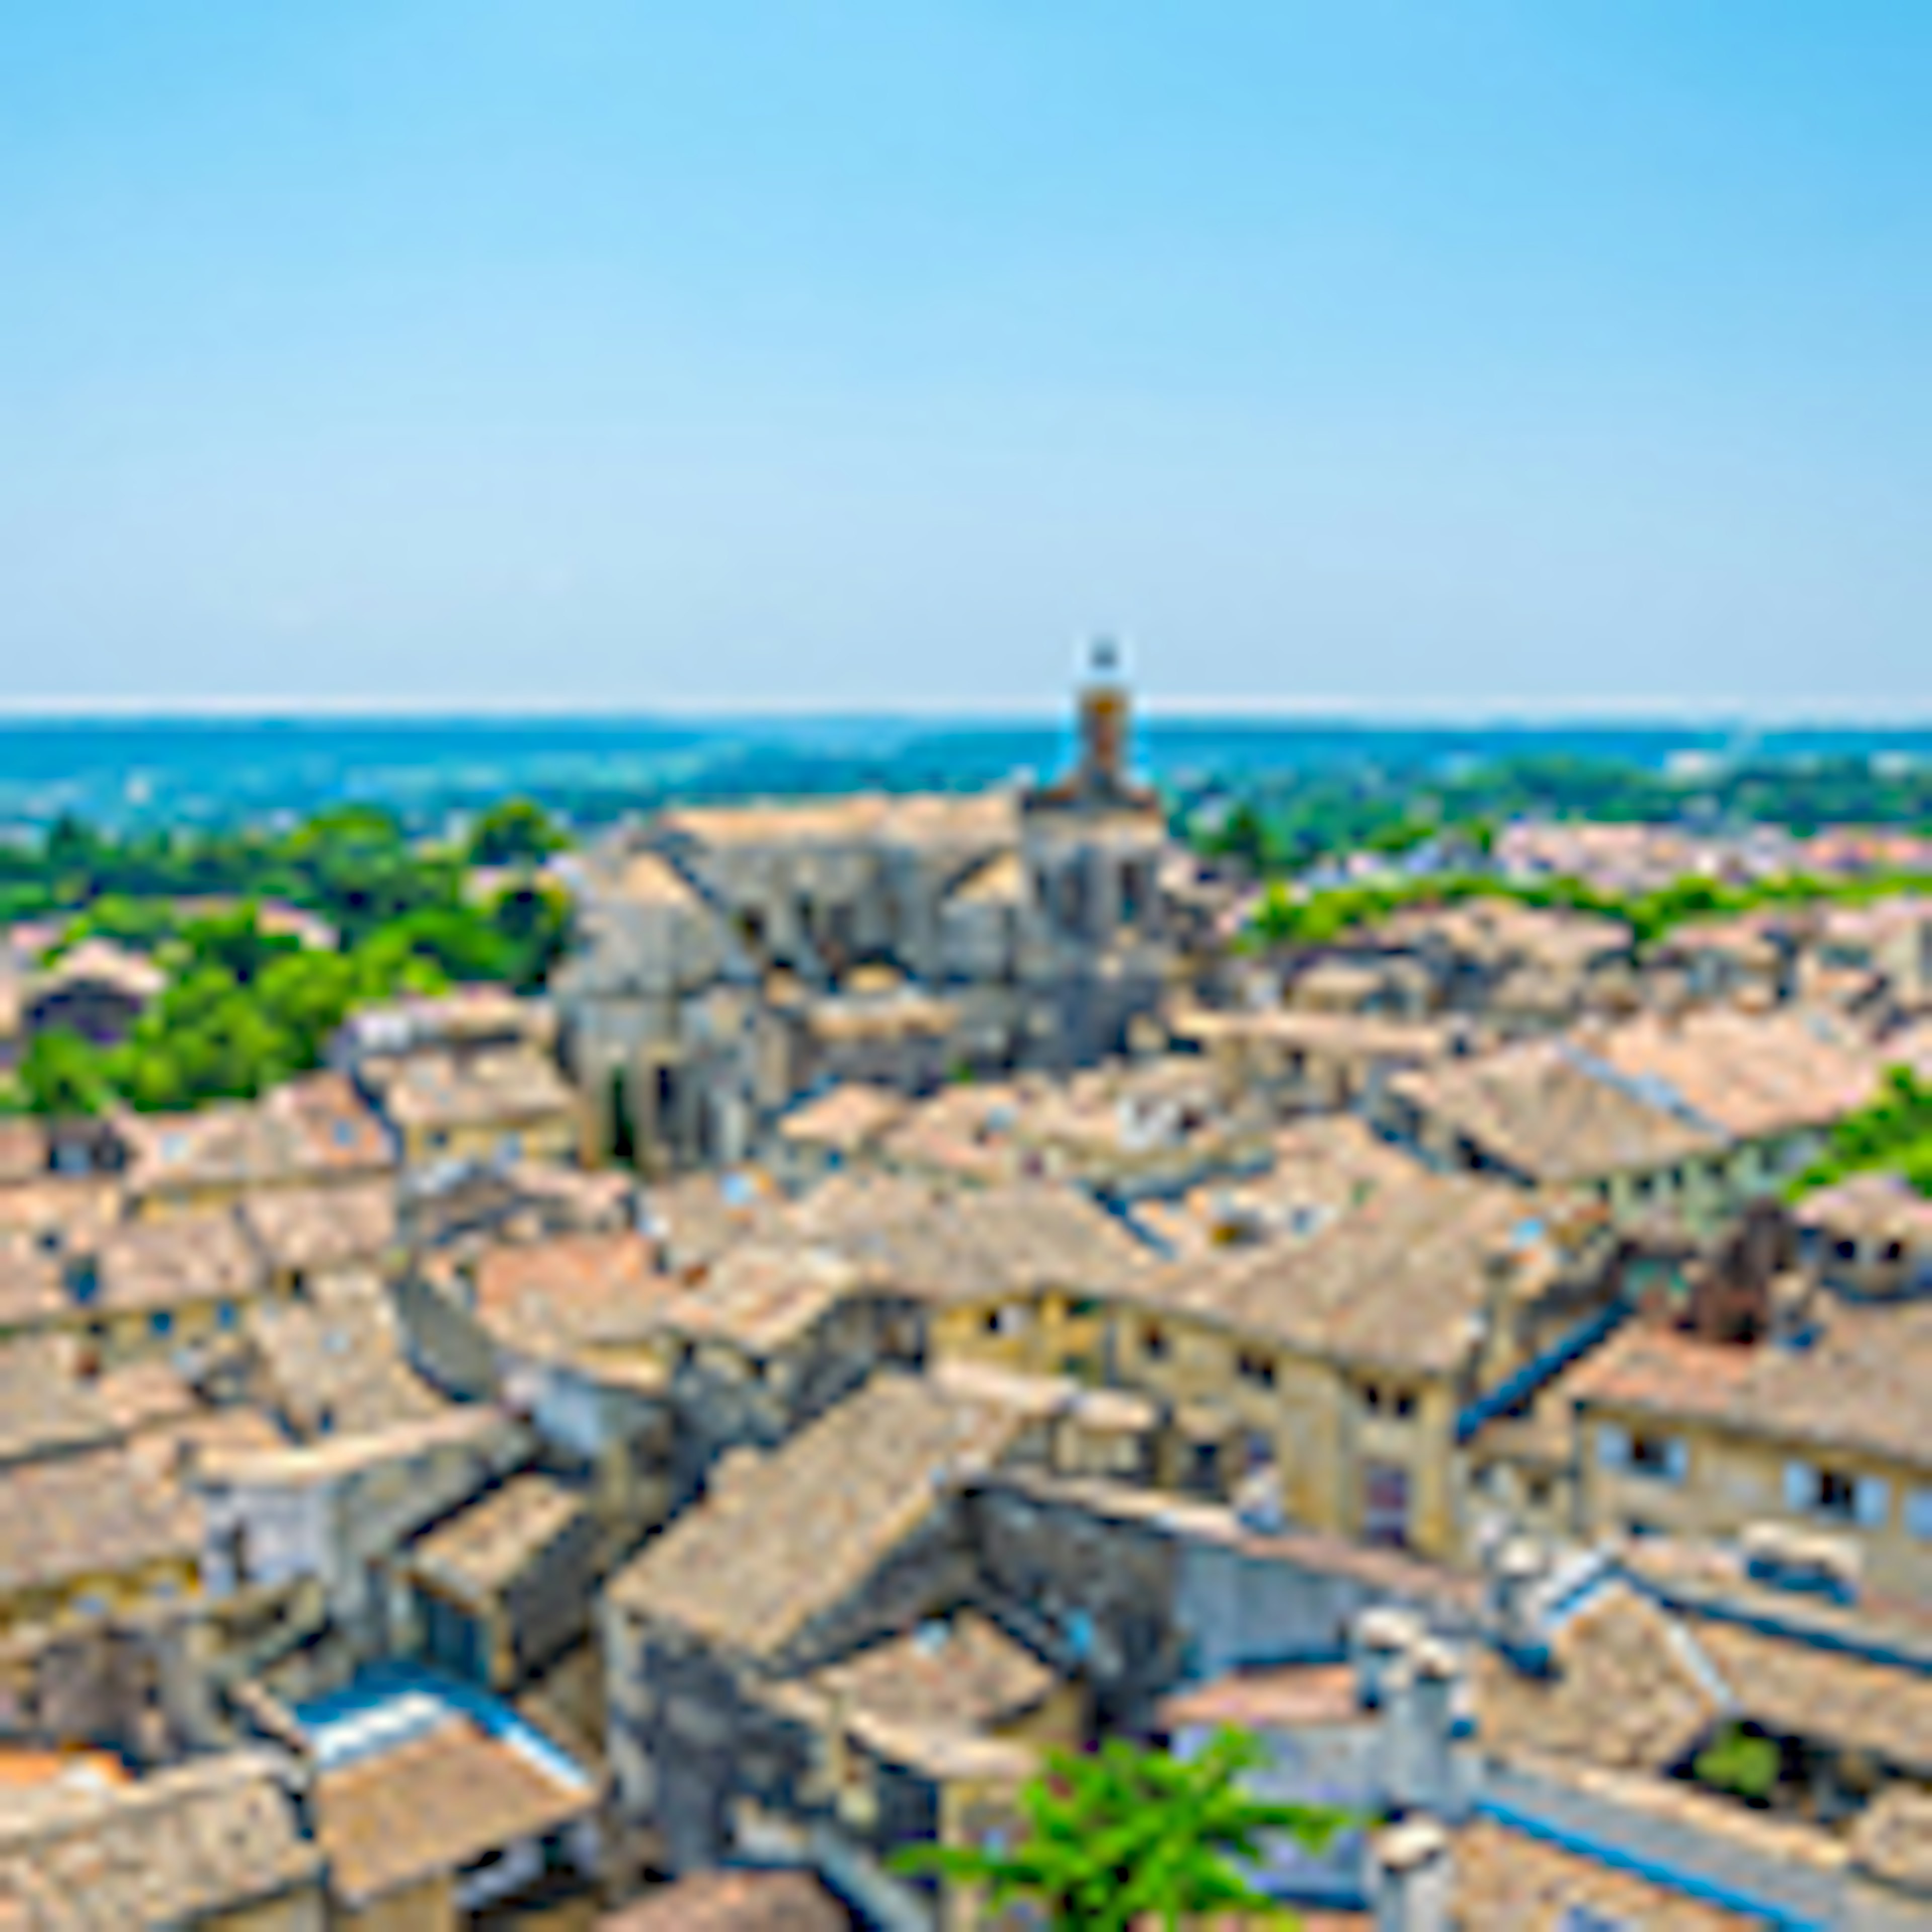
[892,1727,1350,1930]
[1693,1724,1782,1806]
[1792,1065,1932,1201]
[16,1028,116,1118]
[467,796,568,867]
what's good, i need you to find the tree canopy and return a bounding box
[893,1728,1350,1930]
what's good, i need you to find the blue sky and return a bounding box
[0,2,1926,714]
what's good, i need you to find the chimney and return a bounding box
[1487,1535,1553,1672]
[1380,1641,1461,1819]
[1373,1817,1453,1932]
[1351,1606,1422,1710]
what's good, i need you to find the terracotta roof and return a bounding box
[0,1445,200,1597]
[822,1179,1162,1308]
[122,1074,393,1196]
[93,1209,264,1315]
[0,1241,66,1338]
[1390,1039,1722,1184]
[637,1172,785,1275]
[598,1869,850,1931]
[806,1612,1056,1736]
[1594,1010,1881,1142]
[1135,1116,1421,1262]
[665,1243,859,1355]
[1159,1663,1364,1734]
[1792,1170,1932,1253]
[236,1181,397,1275]
[608,1371,1027,1658]
[1175,1007,1455,1064]
[245,1270,446,1438]
[410,1475,586,1605]
[1693,1617,1932,1776]
[1853,1786,1932,1899]
[32,938,166,1004]
[1567,1307,1932,1470]
[1451,1812,1760,1930]
[0,1181,123,1252]
[0,1750,319,1928]
[1168,1173,1559,1375]
[314,1714,594,1908]
[471,1232,686,1361]
[1473,1582,1723,1774]
[0,1340,118,1467]
[776,1083,909,1153]
[0,1125,44,1188]
[375,1045,578,1132]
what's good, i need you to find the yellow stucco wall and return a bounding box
[1578,1401,1932,1599]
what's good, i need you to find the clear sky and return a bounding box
[1,2,1926,715]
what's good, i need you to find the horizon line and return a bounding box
[0,692,1929,728]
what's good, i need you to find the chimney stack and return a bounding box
[1487,1534,1553,1671]
[1373,1817,1453,1932]
[1380,1640,1463,1820]
[1351,1606,1422,1710]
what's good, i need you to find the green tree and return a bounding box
[468,796,567,867]
[894,1728,1350,1930]
[17,1028,115,1118]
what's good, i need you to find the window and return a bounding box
[1361,1383,1384,1415]
[1142,1322,1169,1361]
[148,1308,174,1339]
[1787,1461,1889,1528]
[1363,1463,1410,1549]
[1907,1489,1932,1541]
[1237,1350,1275,1390]
[1392,1390,1417,1421]
[1627,1432,1688,1483]
[215,1302,238,1332]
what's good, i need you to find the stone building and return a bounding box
[555,645,1184,1174]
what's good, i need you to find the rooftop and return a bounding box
[1568,1305,1932,1470]
[376,1044,578,1131]
[608,1371,1027,1659]
[1391,1038,1723,1184]
[410,1475,586,1606]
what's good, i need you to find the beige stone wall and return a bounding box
[1578,1403,1932,1599]
[329,1873,456,1932]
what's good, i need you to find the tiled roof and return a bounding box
[1167,1173,1558,1375]
[0,1241,66,1338]
[1451,1812,1761,1930]
[1158,1663,1364,1734]
[237,1181,397,1275]
[1594,1010,1881,1142]
[410,1474,585,1604]
[598,1869,850,1930]
[664,1243,858,1355]
[660,790,1015,852]
[0,1445,200,1597]
[1852,1786,1932,1899]
[1390,1039,1722,1184]
[246,1269,446,1439]
[1567,1306,1932,1469]
[1473,1582,1723,1774]
[94,1209,264,1314]
[608,1371,1027,1658]
[314,1713,594,1907]
[122,1073,393,1195]
[775,1083,909,1153]
[0,1750,319,1928]
[806,1612,1056,1736]
[375,1045,577,1131]
[0,1124,44,1188]
[819,1178,1162,1308]
[1693,1617,1932,1777]
[1792,1170,1932,1252]
[471,1232,686,1361]
[0,1340,119,1467]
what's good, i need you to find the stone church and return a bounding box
[553,645,1187,1171]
